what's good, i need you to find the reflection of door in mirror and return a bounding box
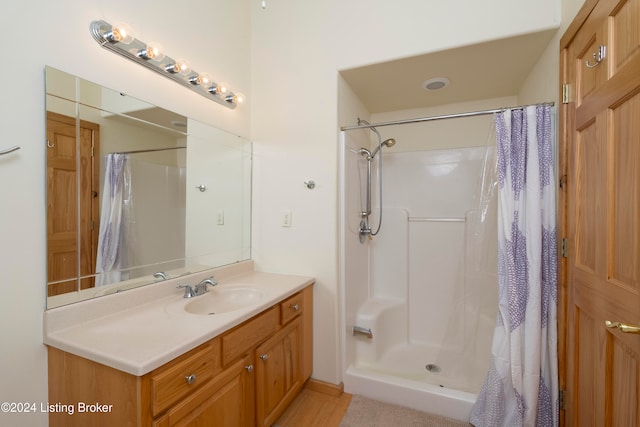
[46,112,100,296]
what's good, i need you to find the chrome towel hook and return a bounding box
[585,45,606,68]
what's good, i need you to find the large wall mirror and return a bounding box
[46,66,251,308]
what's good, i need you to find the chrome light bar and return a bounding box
[90,20,244,109]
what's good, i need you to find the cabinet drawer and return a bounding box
[152,355,254,427]
[151,342,216,416]
[222,306,280,366]
[280,292,303,325]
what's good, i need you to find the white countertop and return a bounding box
[43,261,314,376]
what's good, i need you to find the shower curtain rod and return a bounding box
[109,146,187,155]
[340,101,555,131]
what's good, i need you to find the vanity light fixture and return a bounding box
[90,20,244,109]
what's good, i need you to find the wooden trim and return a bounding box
[560,0,599,48]
[301,284,314,380]
[304,379,345,398]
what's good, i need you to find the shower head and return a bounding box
[370,138,397,158]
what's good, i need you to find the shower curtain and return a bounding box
[95,153,132,286]
[470,105,558,426]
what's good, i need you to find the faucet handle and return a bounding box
[195,276,218,295]
[177,284,195,298]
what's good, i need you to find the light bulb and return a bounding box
[207,82,229,95]
[189,72,211,86]
[137,42,164,61]
[165,59,190,74]
[225,92,245,104]
[104,22,134,44]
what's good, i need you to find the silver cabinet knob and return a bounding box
[185,374,197,384]
[245,364,254,373]
[290,303,299,311]
[259,354,269,361]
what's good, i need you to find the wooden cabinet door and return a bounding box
[153,354,255,427]
[561,0,640,425]
[255,317,303,427]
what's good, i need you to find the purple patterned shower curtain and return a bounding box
[95,153,131,286]
[470,105,558,426]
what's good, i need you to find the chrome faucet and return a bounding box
[195,277,218,295]
[153,271,169,281]
[177,276,218,298]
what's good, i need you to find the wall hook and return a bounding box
[585,45,606,68]
[304,180,315,189]
[196,184,207,192]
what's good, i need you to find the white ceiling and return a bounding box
[340,29,557,113]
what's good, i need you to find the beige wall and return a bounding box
[0,2,250,426]
[251,0,565,385]
[518,0,587,104]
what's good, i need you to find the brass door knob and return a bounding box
[605,320,640,334]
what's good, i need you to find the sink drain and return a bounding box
[425,364,441,373]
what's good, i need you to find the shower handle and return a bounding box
[359,220,372,244]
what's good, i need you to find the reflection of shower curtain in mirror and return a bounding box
[95,153,132,286]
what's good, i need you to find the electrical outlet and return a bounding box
[217,210,224,225]
[282,210,292,227]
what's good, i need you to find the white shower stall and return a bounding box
[339,111,500,421]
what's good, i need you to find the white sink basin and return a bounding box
[184,286,265,315]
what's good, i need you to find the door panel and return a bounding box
[46,112,99,295]
[607,334,639,425]
[561,0,640,425]
[46,113,79,295]
[610,94,639,289]
[574,121,599,272]
[575,307,604,423]
[610,0,640,72]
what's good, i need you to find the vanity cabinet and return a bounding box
[255,317,302,427]
[48,284,313,427]
[255,291,306,427]
[152,354,255,427]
